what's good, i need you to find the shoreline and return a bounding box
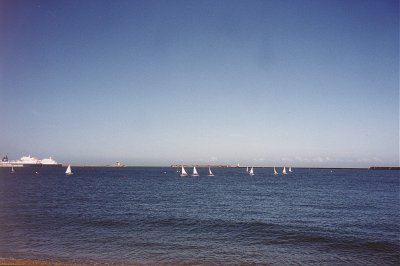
[0,258,74,266]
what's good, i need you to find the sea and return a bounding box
[0,167,399,265]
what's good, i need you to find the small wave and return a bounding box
[89,218,132,228]
[340,240,400,253]
[41,213,400,261]
[140,217,400,255]
[276,230,400,254]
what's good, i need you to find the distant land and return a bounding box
[368,166,400,170]
[172,165,396,170]
[171,164,237,168]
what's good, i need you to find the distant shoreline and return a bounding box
[1,165,398,170]
[368,166,400,170]
[57,165,398,170]
[0,258,73,266]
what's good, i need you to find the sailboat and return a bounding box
[282,167,287,175]
[273,167,278,175]
[11,167,15,174]
[208,167,214,176]
[180,166,188,177]
[246,166,249,173]
[289,167,292,173]
[192,166,199,177]
[249,167,255,176]
[65,165,73,175]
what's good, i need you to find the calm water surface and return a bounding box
[0,167,399,265]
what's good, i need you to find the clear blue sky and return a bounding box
[0,0,398,167]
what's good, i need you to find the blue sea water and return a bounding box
[0,167,399,265]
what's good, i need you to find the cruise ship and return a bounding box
[0,155,63,167]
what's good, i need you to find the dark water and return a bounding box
[0,167,399,265]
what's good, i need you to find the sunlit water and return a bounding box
[0,167,399,265]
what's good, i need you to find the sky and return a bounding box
[0,0,398,167]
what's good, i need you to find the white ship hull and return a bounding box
[0,155,63,168]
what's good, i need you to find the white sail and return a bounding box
[282,167,287,175]
[249,167,254,176]
[65,165,73,175]
[289,167,292,172]
[11,167,15,174]
[180,166,188,177]
[192,166,199,176]
[274,167,278,175]
[246,166,249,173]
[208,167,214,176]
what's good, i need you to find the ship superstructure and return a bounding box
[0,155,62,167]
